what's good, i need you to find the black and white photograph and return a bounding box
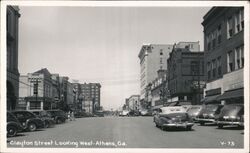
[0,1,249,153]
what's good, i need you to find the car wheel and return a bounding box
[200,122,205,126]
[7,126,17,137]
[56,118,62,124]
[44,121,49,128]
[218,124,223,129]
[28,123,37,132]
[186,126,192,131]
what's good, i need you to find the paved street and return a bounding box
[7,117,244,148]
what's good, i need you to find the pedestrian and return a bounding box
[71,111,75,121]
[67,111,72,121]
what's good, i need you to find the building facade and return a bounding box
[51,73,60,109]
[7,6,21,110]
[202,7,244,104]
[127,95,140,111]
[138,44,173,102]
[20,68,54,110]
[167,46,205,105]
[81,83,101,111]
[151,70,168,109]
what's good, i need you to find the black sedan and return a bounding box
[7,112,24,137]
[30,110,55,128]
[216,104,244,129]
[11,111,45,132]
[153,107,194,131]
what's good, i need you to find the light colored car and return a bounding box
[119,110,129,116]
[187,105,203,121]
[153,106,194,131]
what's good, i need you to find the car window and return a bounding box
[15,113,25,118]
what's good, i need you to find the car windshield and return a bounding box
[220,105,243,116]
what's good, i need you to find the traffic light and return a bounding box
[33,83,38,95]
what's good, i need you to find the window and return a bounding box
[206,34,211,51]
[217,57,222,76]
[217,25,222,44]
[191,61,199,75]
[212,31,216,49]
[227,17,233,38]
[160,49,163,55]
[240,9,244,30]
[212,60,217,77]
[207,62,211,80]
[235,46,244,69]
[241,46,244,67]
[160,58,163,64]
[227,51,234,72]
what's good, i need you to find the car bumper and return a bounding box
[162,122,194,128]
[217,121,242,126]
[195,118,215,123]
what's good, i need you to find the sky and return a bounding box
[18,6,211,110]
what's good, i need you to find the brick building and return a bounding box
[6,6,21,110]
[202,7,244,104]
[167,46,205,105]
[81,83,101,111]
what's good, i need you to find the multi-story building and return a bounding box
[167,46,205,105]
[81,83,101,111]
[59,76,69,110]
[151,70,168,109]
[67,82,74,109]
[51,73,60,109]
[175,41,200,52]
[202,7,244,104]
[72,82,82,111]
[127,95,140,111]
[138,44,173,103]
[20,68,53,110]
[6,6,21,110]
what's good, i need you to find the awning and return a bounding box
[201,95,220,103]
[217,88,243,100]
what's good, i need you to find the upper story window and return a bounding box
[217,24,222,44]
[212,59,217,78]
[227,51,234,72]
[227,17,233,39]
[235,9,244,33]
[217,57,222,76]
[191,61,199,75]
[160,58,163,64]
[160,49,163,55]
[206,34,211,51]
[212,31,217,49]
[235,45,244,69]
[207,62,211,80]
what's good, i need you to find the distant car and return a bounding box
[187,105,203,121]
[30,110,55,128]
[11,111,45,132]
[128,110,140,116]
[196,104,223,125]
[153,106,194,131]
[7,112,24,137]
[140,109,153,116]
[47,110,67,124]
[216,104,244,129]
[119,110,129,116]
[94,111,104,117]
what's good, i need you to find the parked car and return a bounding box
[196,104,223,125]
[11,111,45,132]
[128,110,140,116]
[94,111,104,117]
[153,106,194,131]
[47,110,67,124]
[181,105,192,112]
[7,112,24,137]
[216,104,244,129]
[119,110,129,116]
[30,110,55,128]
[187,105,203,121]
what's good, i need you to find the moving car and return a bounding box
[187,105,203,121]
[196,104,223,125]
[47,110,67,124]
[119,110,129,116]
[30,110,55,128]
[7,112,24,137]
[216,104,244,129]
[140,109,153,116]
[153,106,194,131]
[11,111,45,132]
